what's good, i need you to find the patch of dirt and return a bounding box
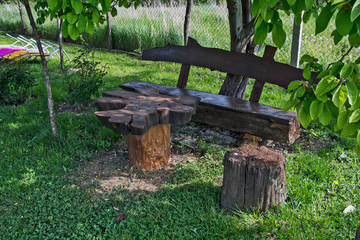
[78,140,196,195]
[57,101,96,114]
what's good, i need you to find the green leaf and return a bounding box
[288,0,296,6]
[348,33,360,47]
[92,9,100,23]
[330,62,344,76]
[47,0,59,10]
[62,0,67,9]
[340,63,354,79]
[269,0,279,8]
[254,21,269,45]
[62,20,69,38]
[337,108,349,129]
[314,75,339,96]
[346,81,359,106]
[71,0,83,14]
[283,98,300,112]
[303,64,311,80]
[350,109,360,123]
[351,0,360,22]
[331,29,344,45]
[336,10,353,36]
[259,0,267,17]
[332,84,348,108]
[316,93,328,102]
[298,107,312,128]
[294,86,306,99]
[319,103,332,125]
[252,0,260,16]
[87,20,95,34]
[357,130,360,142]
[67,12,78,25]
[68,23,79,40]
[305,0,314,9]
[111,7,118,17]
[300,54,314,63]
[310,100,324,120]
[317,69,330,79]
[316,5,334,35]
[303,10,312,23]
[264,8,274,22]
[288,80,303,91]
[77,15,87,33]
[272,23,286,48]
[341,122,360,136]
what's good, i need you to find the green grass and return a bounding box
[1,31,360,239]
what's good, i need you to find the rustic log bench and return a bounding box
[118,39,317,144]
[95,88,200,171]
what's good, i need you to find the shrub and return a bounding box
[64,48,108,103]
[0,62,35,105]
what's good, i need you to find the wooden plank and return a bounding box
[120,80,301,143]
[142,43,319,89]
[249,46,277,102]
[177,37,198,89]
[95,89,200,135]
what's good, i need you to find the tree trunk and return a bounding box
[23,0,57,138]
[127,124,171,171]
[17,0,28,35]
[57,16,65,71]
[183,0,193,45]
[219,0,254,98]
[107,11,113,49]
[221,144,287,211]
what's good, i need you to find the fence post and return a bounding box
[290,15,303,68]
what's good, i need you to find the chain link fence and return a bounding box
[110,4,359,66]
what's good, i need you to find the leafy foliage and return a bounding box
[34,0,141,40]
[253,0,360,157]
[0,62,35,105]
[64,48,108,103]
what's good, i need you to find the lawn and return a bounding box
[0,31,360,239]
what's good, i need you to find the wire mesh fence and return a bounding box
[111,3,359,66]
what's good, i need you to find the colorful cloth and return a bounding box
[0,47,27,57]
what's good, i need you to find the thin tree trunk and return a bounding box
[183,0,193,45]
[57,16,65,70]
[17,0,28,35]
[107,11,113,49]
[23,0,57,137]
[219,0,254,98]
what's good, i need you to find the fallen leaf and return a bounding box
[116,212,126,222]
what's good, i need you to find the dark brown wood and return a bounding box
[95,88,200,135]
[183,0,193,45]
[120,80,301,143]
[142,43,319,89]
[356,224,360,240]
[177,38,198,89]
[249,46,277,102]
[127,124,171,171]
[221,144,287,212]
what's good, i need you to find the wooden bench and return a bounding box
[120,39,312,144]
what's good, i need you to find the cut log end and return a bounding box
[221,144,286,212]
[127,124,171,171]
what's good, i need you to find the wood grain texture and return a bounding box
[120,80,301,143]
[142,43,319,89]
[127,124,171,171]
[221,144,287,212]
[95,88,200,135]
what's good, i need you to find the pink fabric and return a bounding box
[0,47,27,57]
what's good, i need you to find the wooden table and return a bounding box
[95,87,200,171]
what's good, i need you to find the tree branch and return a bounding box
[327,46,353,70]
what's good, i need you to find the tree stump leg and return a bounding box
[221,144,286,212]
[127,124,171,171]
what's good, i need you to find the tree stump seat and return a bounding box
[95,87,200,171]
[221,144,287,212]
